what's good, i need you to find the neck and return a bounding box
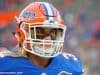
[27,53,52,68]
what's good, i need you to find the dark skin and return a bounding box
[27,53,52,68]
[26,35,53,68]
[21,28,61,68]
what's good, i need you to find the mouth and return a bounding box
[36,43,52,50]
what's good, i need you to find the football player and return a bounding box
[0,2,84,75]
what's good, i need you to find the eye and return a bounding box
[30,28,35,39]
[36,27,43,33]
[36,27,44,39]
[50,29,57,40]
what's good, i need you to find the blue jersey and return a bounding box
[0,53,83,75]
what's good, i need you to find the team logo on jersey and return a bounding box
[58,71,72,75]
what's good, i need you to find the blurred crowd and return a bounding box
[0,0,100,75]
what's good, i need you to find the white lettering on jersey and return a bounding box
[63,53,78,61]
[41,72,47,75]
[58,71,72,75]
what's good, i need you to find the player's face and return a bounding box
[30,27,63,50]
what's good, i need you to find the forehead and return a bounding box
[21,21,65,29]
[21,22,65,33]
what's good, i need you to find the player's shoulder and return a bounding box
[0,56,27,65]
[62,53,83,66]
[0,56,29,72]
[56,53,83,73]
[61,53,81,61]
[58,53,82,61]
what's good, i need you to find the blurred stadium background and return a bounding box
[0,0,100,75]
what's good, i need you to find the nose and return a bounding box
[43,35,52,50]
